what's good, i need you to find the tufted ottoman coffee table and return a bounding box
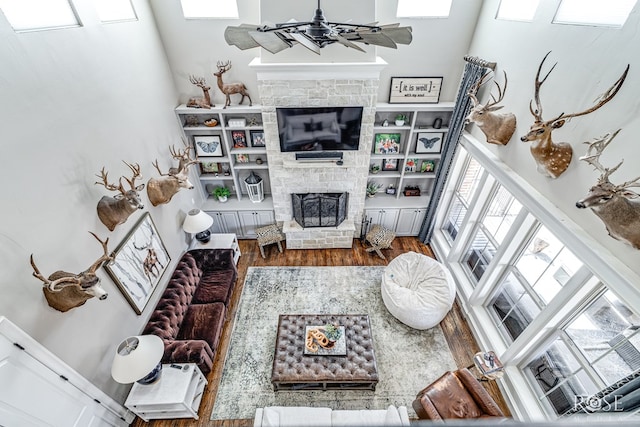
[271,314,378,391]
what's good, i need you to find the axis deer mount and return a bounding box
[576,129,640,250]
[520,52,629,178]
[30,232,112,312]
[214,60,252,109]
[466,70,516,146]
[95,162,145,231]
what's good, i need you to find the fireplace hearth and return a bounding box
[292,192,348,228]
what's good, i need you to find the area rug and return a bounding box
[211,266,457,420]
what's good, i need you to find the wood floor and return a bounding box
[132,237,510,427]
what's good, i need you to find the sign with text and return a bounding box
[389,77,443,104]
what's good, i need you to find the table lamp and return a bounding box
[111,335,164,385]
[183,209,213,243]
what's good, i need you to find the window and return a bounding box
[0,0,79,31]
[180,0,239,19]
[94,0,136,23]
[553,0,637,27]
[442,153,482,242]
[396,0,452,18]
[496,0,540,21]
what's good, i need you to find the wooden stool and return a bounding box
[365,225,396,260]
[255,224,285,259]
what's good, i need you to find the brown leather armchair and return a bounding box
[412,368,505,420]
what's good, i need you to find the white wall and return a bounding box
[467,0,640,276]
[150,0,483,104]
[0,0,200,402]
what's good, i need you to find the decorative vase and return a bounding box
[218,195,228,203]
[395,120,405,126]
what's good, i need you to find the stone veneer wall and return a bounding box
[255,73,380,249]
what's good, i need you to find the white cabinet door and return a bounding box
[238,210,275,238]
[208,211,242,235]
[396,208,426,236]
[365,208,400,231]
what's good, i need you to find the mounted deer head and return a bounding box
[186,75,213,109]
[520,51,629,178]
[95,162,145,231]
[147,143,198,206]
[214,60,252,109]
[30,232,113,312]
[466,70,516,146]
[576,129,640,250]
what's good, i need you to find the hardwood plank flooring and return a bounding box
[132,237,510,427]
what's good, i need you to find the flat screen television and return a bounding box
[276,106,363,152]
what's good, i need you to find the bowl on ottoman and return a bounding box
[381,251,455,330]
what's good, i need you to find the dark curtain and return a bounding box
[419,58,492,243]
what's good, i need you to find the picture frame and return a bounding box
[421,159,436,173]
[405,158,419,172]
[235,153,249,163]
[385,186,396,195]
[232,130,247,148]
[382,158,398,171]
[250,130,266,147]
[104,213,170,314]
[374,133,401,154]
[194,135,223,157]
[416,132,443,153]
[389,77,443,104]
[200,161,220,174]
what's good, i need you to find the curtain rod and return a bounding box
[464,55,496,70]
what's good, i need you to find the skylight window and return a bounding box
[0,0,79,32]
[180,0,239,19]
[496,0,540,22]
[396,0,452,18]
[553,0,637,27]
[94,0,137,23]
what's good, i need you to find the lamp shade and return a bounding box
[182,209,213,234]
[111,335,164,384]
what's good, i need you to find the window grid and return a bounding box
[442,156,483,243]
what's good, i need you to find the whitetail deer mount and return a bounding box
[214,60,252,109]
[147,143,198,206]
[576,129,640,250]
[95,162,145,231]
[466,70,516,146]
[186,75,213,109]
[520,51,629,179]
[30,232,113,312]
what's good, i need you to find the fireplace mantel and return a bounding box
[249,56,387,80]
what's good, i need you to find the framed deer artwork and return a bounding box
[104,213,171,314]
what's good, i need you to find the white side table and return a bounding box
[125,363,207,421]
[188,233,241,265]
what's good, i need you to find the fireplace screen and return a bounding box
[292,193,348,228]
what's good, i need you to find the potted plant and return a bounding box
[213,186,231,202]
[366,181,383,198]
[370,164,381,174]
[395,114,407,126]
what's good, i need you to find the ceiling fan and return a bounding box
[224,0,412,55]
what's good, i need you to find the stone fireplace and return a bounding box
[250,58,386,249]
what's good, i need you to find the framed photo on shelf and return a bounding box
[235,153,249,163]
[405,158,419,172]
[250,130,266,147]
[194,135,223,157]
[421,159,436,173]
[200,161,220,174]
[232,130,247,148]
[104,213,170,314]
[374,133,401,154]
[389,77,443,104]
[416,132,443,153]
[382,158,398,171]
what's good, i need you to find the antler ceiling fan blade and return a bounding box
[224,24,262,50]
[329,33,366,52]
[289,32,322,55]
[248,30,293,54]
[380,26,413,45]
[354,31,397,49]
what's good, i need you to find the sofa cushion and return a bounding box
[261,407,332,427]
[176,302,226,351]
[192,270,236,305]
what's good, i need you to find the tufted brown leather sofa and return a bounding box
[142,249,237,375]
[412,368,505,420]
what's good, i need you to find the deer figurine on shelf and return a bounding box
[466,70,516,146]
[146,143,198,206]
[520,51,629,178]
[186,75,213,109]
[95,162,145,231]
[576,129,640,250]
[214,60,252,108]
[30,232,112,312]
